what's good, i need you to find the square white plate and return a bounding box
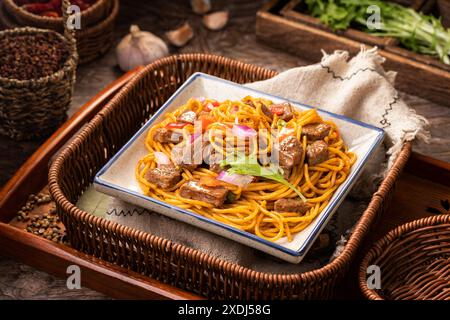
[94,72,384,263]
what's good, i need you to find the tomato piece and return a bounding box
[204,102,214,111]
[270,105,285,116]
[199,114,215,132]
[166,122,188,129]
[199,176,226,188]
[204,100,220,111]
[334,129,340,139]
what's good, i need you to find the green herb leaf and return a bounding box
[305,0,450,64]
[277,119,287,127]
[221,154,307,202]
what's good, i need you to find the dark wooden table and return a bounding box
[1,0,449,299]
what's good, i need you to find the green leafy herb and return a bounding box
[221,154,307,202]
[305,0,450,64]
[277,119,287,127]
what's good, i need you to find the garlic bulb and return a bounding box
[116,25,169,72]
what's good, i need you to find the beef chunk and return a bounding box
[274,199,311,214]
[145,165,181,189]
[261,103,273,119]
[207,152,225,173]
[179,181,229,207]
[302,123,331,141]
[245,99,273,120]
[281,167,292,180]
[153,128,183,144]
[265,201,275,211]
[177,111,197,124]
[306,140,329,166]
[271,102,294,122]
[275,135,303,169]
[171,142,200,171]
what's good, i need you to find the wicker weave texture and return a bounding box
[0,25,77,140]
[3,0,112,31]
[360,214,450,300]
[0,0,118,65]
[49,54,412,299]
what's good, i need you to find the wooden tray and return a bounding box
[0,68,200,300]
[256,0,450,108]
[0,68,448,300]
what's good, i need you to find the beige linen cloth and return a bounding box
[103,47,429,273]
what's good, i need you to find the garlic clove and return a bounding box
[190,0,211,15]
[165,22,194,47]
[116,24,169,72]
[202,11,229,31]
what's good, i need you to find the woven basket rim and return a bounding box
[0,0,17,28]
[359,213,450,300]
[0,26,78,85]
[48,53,411,284]
[77,0,118,37]
[3,0,109,25]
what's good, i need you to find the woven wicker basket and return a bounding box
[0,0,17,29]
[438,0,450,28]
[4,0,112,31]
[0,0,118,65]
[0,14,77,140]
[359,214,450,300]
[49,54,412,299]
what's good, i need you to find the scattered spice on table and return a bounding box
[15,193,67,244]
[0,32,69,80]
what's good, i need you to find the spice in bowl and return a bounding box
[15,0,98,18]
[0,32,70,80]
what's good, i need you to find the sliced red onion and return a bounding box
[196,97,206,103]
[232,124,257,138]
[153,151,171,165]
[217,171,254,188]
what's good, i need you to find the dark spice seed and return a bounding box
[0,32,69,80]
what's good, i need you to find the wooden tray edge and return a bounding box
[0,223,200,300]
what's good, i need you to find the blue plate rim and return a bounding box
[94,72,385,258]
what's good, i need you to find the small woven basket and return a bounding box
[0,0,118,65]
[75,0,118,64]
[3,0,111,31]
[0,1,77,140]
[359,214,450,300]
[0,0,17,29]
[438,0,450,28]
